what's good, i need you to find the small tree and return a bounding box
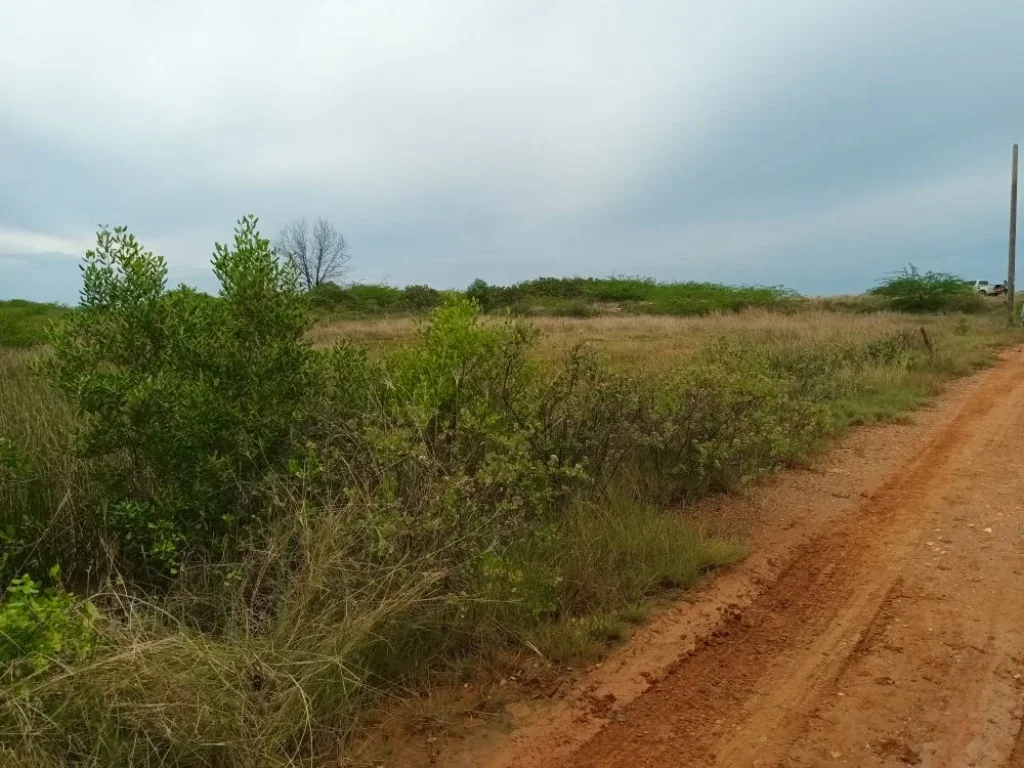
[276,217,352,289]
[466,278,491,311]
[870,265,980,313]
[46,216,314,573]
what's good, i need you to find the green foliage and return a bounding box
[465,278,492,310]
[43,217,313,573]
[305,280,349,310]
[309,275,795,318]
[3,218,1016,765]
[640,345,829,500]
[307,281,444,316]
[0,300,72,348]
[400,284,443,310]
[0,568,99,681]
[870,265,982,313]
[462,276,796,316]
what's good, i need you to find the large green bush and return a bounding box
[44,216,312,573]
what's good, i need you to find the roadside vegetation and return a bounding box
[0,219,1016,766]
[0,301,71,348]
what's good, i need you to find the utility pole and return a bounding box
[1008,143,1018,326]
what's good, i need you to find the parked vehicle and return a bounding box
[972,280,1006,296]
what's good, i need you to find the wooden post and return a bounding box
[920,326,935,361]
[1008,143,1018,326]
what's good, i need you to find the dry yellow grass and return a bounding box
[310,310,993,373]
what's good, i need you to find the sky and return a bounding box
[1,0,1021,303]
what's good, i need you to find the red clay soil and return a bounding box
[404,347,1024,768]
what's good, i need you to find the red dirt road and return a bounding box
[439,347,1024,768]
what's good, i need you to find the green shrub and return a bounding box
[640,345,829,500]
[307,281,409,315]
[345,283,404,311]
[870,265,981,313]
[0,568,99,682]
[43,216,313,574]
[465,278,492,310]
[400,284,443,310]
[305,280,349,310]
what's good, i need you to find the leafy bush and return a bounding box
[870,265,981,313]
[44,216,312,574]
[0,568,99,682]
[305,280,349,310]
[461,276,794,316]
[639,345,828,500]
[400,284,442,310]
[465,278,493,310]
[308,281,433,316]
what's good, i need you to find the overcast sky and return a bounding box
[1,0,1021,302]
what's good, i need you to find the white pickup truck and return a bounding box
[972,280,1005,296]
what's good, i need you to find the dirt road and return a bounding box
[440,347,1024,768]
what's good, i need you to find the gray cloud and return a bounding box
[1,0,1021,302]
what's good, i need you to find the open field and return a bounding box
[1,236,1020,768]
[312,309,1007,373]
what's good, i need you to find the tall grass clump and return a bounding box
[0,220,1012,766]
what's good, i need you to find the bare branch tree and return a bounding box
[275,217,351,289]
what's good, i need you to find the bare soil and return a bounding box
[388,347,1024,768]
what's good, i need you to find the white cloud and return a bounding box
[0,226,91,257]
[0,0,861,220]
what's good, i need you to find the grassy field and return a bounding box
[2,303,1015,766]
[312,309,1003,376]
[0,226,1018,767]
[0,301,71,348]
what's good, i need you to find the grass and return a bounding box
[1,299,1018,767]
[0,348,96,583]
[0,301,70,348]
[311,309,1010,376]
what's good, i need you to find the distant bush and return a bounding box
[305,281,349,310]
[400,284,443,310]
[462,276,794,316]
[345,283,404,311]
[308,281,442,315]
[870,265,981,313]
[0,300,71,347]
